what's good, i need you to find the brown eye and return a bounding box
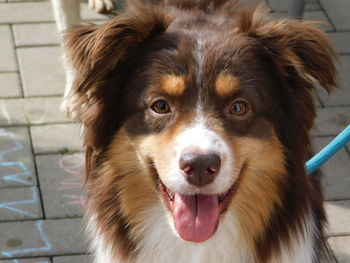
[229,100,249,116]
[151,100,171,114]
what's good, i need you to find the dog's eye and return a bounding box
[151,100,171,114]
[229,101,249,116]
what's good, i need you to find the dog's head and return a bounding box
[65,0,338,255]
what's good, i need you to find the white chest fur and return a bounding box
[133,206,252,263]
[90,205,316,263]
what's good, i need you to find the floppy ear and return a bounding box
[236,7,339,93]
[65,4,170,97]
[64,4,170,151]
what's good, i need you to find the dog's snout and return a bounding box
[179,152,221,187]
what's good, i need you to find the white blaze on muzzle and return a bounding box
[162,121,235,195]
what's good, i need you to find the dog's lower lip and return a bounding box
[160,181,175,202]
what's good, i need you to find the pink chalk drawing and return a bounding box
[58,154,87,206]
[62,194,87,206]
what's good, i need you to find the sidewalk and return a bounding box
[0,0,349,262]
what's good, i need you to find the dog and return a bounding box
[63,0,338,262]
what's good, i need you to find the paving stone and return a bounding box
[0,26,17,71]
[312,107,350,136]
[0,127,36,188]
[303,11,334,32]
[319,0,350,31]
[272,10,334,32]
[0,219,87,258]
[36,154,86,219]
[328,236,350,263]
[318,56,350,107]
[30,124,82,154]
[312,137,350,200]
[53,255,91,263]
[0,258,50,263]
[328,32,350,54]
[0,2,107,24]
[325,200,350,236]
[0,2,53,23]
[0,186,43,221]
[8,0,46,1]
[80,2,111,21]
[13,23,60,47]
[267,0,321,12]
[315,96,322,108]
[0,73,21,98]
[0,97,70,126]
[17,47,65,97]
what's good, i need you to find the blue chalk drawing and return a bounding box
[0,187,39,218]
[0,129,32,185]
[2,221,53,258]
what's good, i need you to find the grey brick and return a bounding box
[0,97,70,126]
[0,258,50,263]
[312,107,350,136]
[30,124,82,154]
[17,47,65,97]
[325,200,350,236]
[0,73,21,98]
[319,0,350,31]
[0,186,43,221]
[36,154,86,219]
[312,137,350,200]
[0,127,36,188]
[0,2,107,24]
[0,2,53,24]
[0,219,87,258]
[13,23,60,47]
[0,26,17,71]
[272,10,334,32]
[81,2,111,21]
[8,0,45,1]
[328,236,350,263]
[328,32,350,54]
[303,11,334,32]
[267,0,321,12]
[53,255,91,263]
[318,56,350,107]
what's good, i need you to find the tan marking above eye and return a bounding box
[160,75,186,96]
[215,73,240,98]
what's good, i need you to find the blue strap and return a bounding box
[306,125,350,175]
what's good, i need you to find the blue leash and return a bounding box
[306,125,350,175]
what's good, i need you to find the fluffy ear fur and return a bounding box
[64,4,170,151]
[235,6,339,93]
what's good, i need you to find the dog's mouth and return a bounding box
[157,176,239,243]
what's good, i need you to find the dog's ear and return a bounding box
[65,4,170,95]
[236,7,339,93]
[64,4,170,152]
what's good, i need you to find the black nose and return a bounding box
[179,153,221,187]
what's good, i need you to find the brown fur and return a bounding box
[65,0,339,262]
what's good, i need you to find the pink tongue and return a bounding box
[173,194,219,242]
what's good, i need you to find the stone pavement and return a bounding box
[0,0,349,262]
